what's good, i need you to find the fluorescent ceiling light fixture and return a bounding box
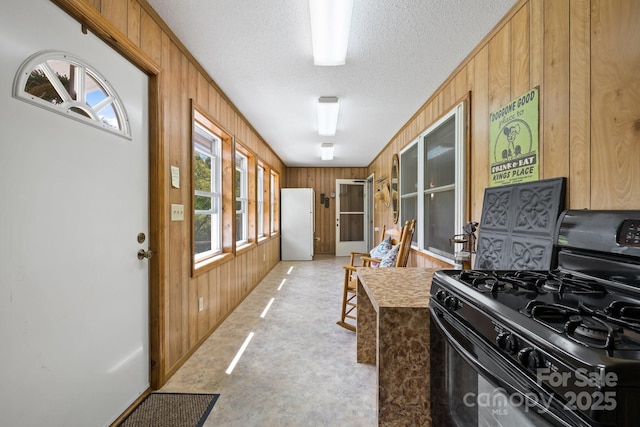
[321,143,334,160]
[309,0,354,65]
[317,96,340,136]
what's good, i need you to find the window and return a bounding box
[191,105,235,274]
[235,151,249,244]
[400,101,466,262]
[270,171,280,234]
[257,165,265,237]
[13,51,130,138]
[270,172,275,232]
[400,142,419,246]
[193,121,222,261]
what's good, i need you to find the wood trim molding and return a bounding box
[50,0,160,75]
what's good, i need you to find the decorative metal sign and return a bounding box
[489,87,540,187]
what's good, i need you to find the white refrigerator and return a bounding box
[281,188,315,260]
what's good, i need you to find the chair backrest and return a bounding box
[364,219,415,268]
[377,224,387,245]
[395,219,416,267]
[384,225,403,246]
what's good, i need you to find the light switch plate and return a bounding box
[171,204,184,221]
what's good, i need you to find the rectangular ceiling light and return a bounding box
[309,0,354,66]
[321,143,334,160]
[317,96,339,136]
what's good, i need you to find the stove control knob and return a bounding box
[506,335,520,354]
[518,347,545,371]
[436,290,447,302]
[444,295,460,311]
[496,333,519,354]
[496,332,510,351]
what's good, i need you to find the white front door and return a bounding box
[335,179,368,256]
[0,1,150,426]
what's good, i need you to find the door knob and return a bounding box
[137,249,154,260]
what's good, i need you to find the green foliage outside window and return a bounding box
[25,69,69,104]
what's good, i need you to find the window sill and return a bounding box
[415,247,455,267]
[192,252,234,277]
[236,241,257,256]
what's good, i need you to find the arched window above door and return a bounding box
[13,50,131,138]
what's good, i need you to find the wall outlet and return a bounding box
[198,297,204,312]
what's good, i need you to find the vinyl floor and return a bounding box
[159,255,377,426]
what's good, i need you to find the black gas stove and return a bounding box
[430,210,640,427]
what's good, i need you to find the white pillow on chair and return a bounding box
[379,244,400,267]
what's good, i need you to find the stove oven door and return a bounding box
[430,303,588,427]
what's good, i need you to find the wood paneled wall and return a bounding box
[590,0,640,208]
[285,167,368,254]
[53,0,640,389]
[53,0,286,388]
[369,0,640,268]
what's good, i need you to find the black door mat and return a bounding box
[118,392,220,427]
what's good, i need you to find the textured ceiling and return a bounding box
[146,0,518,167]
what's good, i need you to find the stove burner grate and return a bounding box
[520,301,579,333]
[457,270,607,297]
[604,301,640,324]
[520,300,640,351]
[565,315,621,350]
[544,275,606,296]
[510,270,607,295]
[458,271,538,295]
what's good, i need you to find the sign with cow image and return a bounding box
[489,87,539,187]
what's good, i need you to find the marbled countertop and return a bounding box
[356,267,439,310]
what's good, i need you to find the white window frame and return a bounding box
[257,165,265,238]
[400,101,466,263]
[193,121,222,262]
[13,50,131,138]
[270,171,276,234]
[235,151,249,245]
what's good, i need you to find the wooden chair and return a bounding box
[337,219,416,332]
[336,224,387,330]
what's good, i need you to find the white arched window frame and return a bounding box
[13,50,131,139]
